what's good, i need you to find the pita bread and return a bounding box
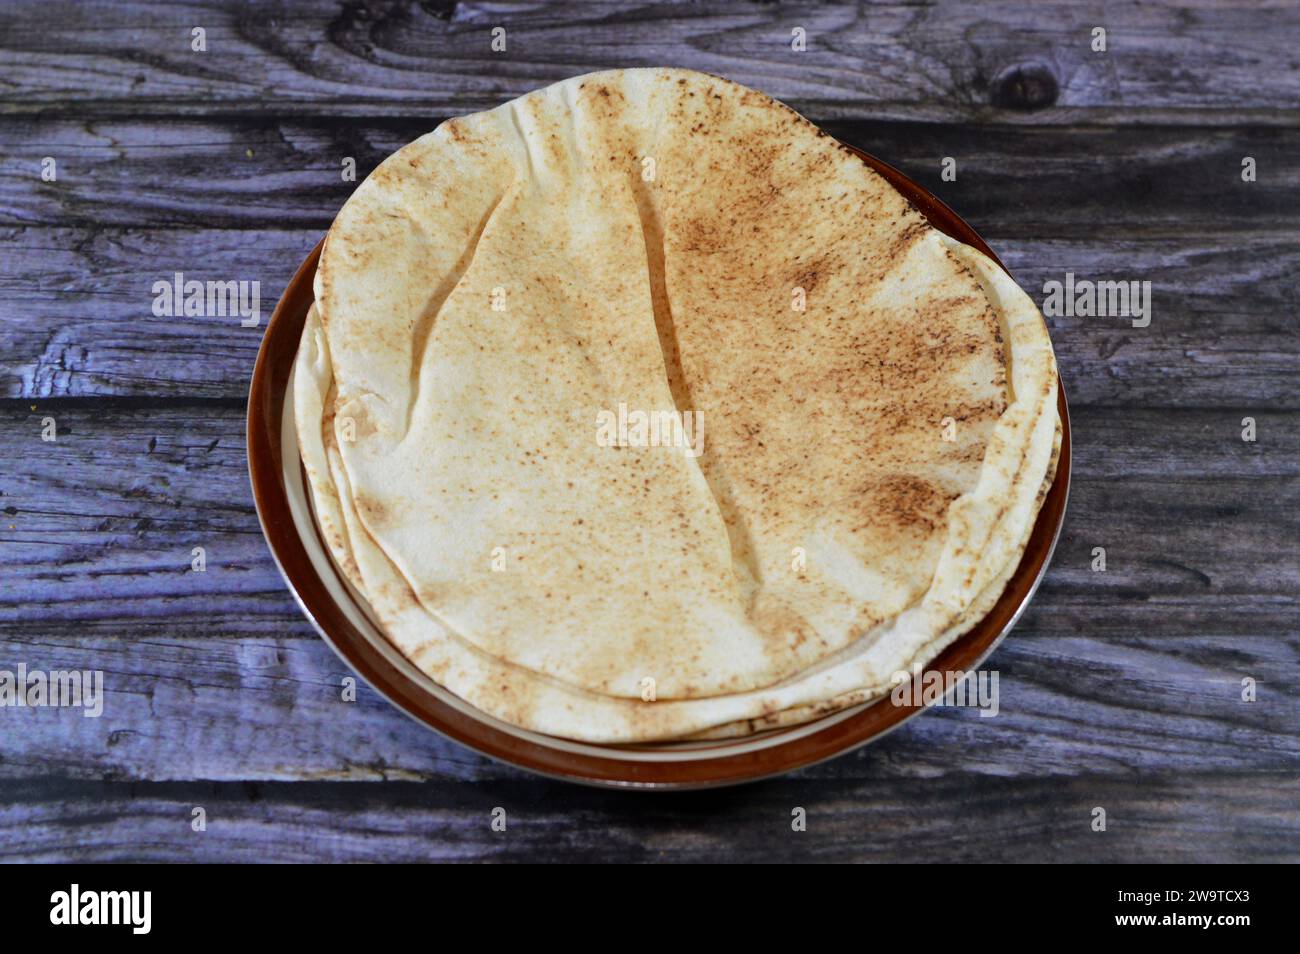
[295,68,1059,742]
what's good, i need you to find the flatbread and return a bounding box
[296,68,1060,742]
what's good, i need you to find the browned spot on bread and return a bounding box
[355,493,390,527]
[750,596,815,657]
[790,259,827,294]
[545,130,567,166]
[379,579,419,611]
[444,118,470,143]
[857,474,954,534]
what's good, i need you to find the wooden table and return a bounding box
[1,0,1296,862]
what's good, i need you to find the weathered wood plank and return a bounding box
[0,628,1293,784]
[2,229,298,400]
[0,632,495,783]
[2,118,1295,233]
[2,226,1297,406]
[0,773,1295,862]
[0,401,290,639]
[1,1,1297,125]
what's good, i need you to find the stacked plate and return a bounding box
[248,69,1069,787]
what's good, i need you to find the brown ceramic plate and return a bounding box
[247,144,1071,789]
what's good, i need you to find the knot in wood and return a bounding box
[990,63,1059,111]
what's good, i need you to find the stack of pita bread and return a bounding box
[294,68,1059,743]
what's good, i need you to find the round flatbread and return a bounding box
[297,68,1059,742]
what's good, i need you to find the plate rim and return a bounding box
[246,143,1072,790]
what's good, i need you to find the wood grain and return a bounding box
[2,119,1295,232]
[1,773,1295,862]
[0,629,1293,785]
[1,1,1297,125]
